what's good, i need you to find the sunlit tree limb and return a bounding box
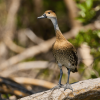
[18,78,100,100]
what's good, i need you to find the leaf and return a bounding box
[86,0,93,10]
[77,4,87,12]
[77,17,86,22]
[97,32,100,38]
[79,11,86,17]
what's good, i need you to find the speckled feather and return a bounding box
[52,30,78,72]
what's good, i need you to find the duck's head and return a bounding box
[37,10,57,19]
[38,10,59,30]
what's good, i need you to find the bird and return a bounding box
[37,10,78,91]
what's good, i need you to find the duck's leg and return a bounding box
[63,68,73,91]
[51,64,63,90]
[58,68,63,85]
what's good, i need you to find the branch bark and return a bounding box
[18,78,100,100]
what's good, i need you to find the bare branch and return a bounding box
[0,61,80,83]
[4,37,25,53]
[18,78,100,100]
[0,61,50,77]
[2,0,25,53]
[4,0,20,37]
[19,29,44,44]
[12,77,56,89]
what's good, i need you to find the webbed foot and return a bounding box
[62,83,73,91]
[51,83,63,90]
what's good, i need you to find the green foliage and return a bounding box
[77,0,95,24]
[69,30,100,48]
[78,62,85,73]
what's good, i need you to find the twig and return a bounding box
[20,28,44,44]
[0,61,51,77]
[0,61,81,83]
[4,37,25,53]
[12,77,56,89]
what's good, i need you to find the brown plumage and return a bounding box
[38,10,78,91]
[52,30,78,73]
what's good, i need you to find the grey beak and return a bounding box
[37,14,47,19]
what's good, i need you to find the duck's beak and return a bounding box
[37,14,47,19]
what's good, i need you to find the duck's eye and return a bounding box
[48,12,50,14]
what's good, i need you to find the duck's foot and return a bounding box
[51,84,63,90]
[62,83,73,91]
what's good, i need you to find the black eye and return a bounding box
[48,12,50,14]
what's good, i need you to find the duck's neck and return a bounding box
[50,18,66,41]
[50,18,59,31]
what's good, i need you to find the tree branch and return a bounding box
[64,0,81,27]
[12,77,56,89]
[21,28,44,44]
[18,78,100,100]
[0,61,50,77]
[2,0,25,53]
